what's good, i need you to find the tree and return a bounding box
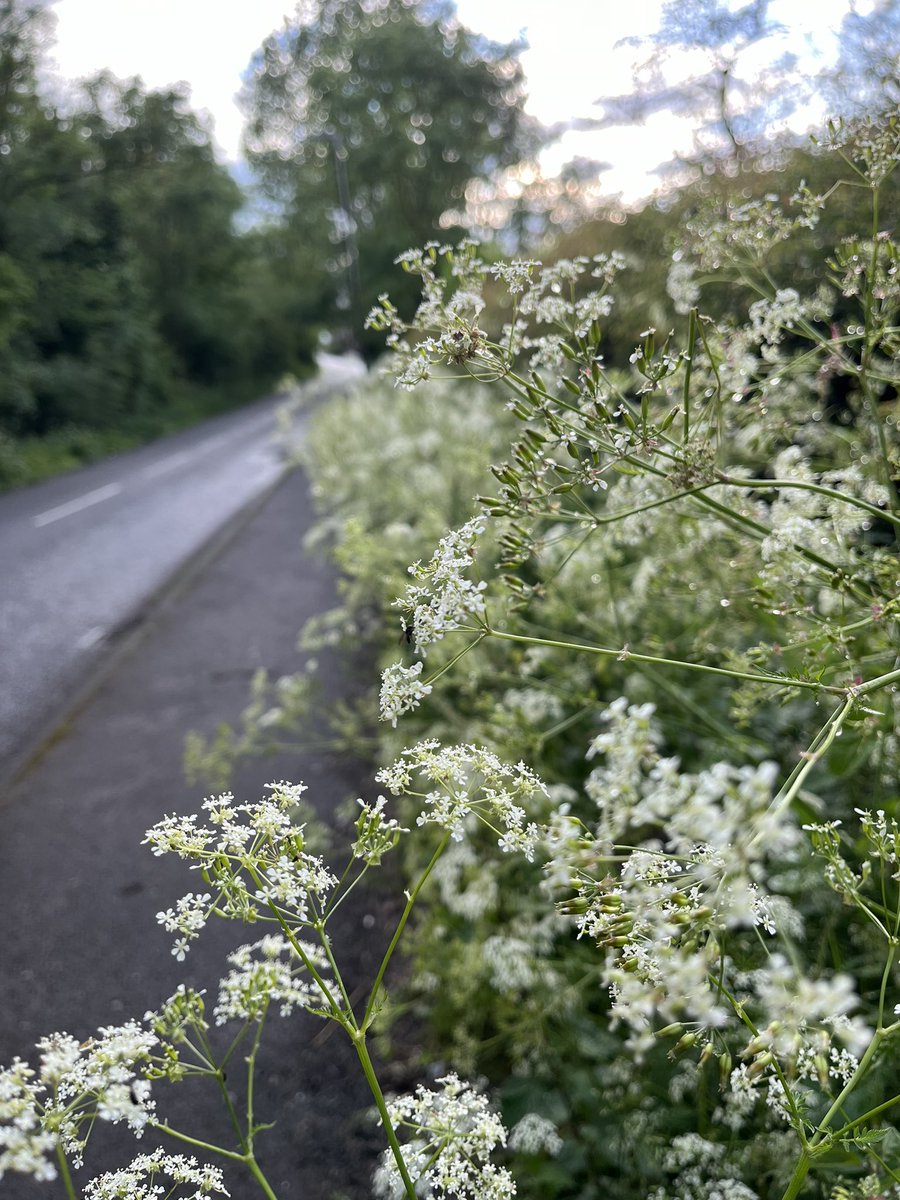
[241,0,539,356]
[825,0,900,119]
[0,25,316,448]
[591,0,900,185]
[592,0,800,175]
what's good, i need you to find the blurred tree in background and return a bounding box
[241,0,540,358]
[1,0,897,487]
[0,0,318,485]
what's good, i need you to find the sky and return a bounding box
[45,0,862,203]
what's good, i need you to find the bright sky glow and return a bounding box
[47,0,858,203]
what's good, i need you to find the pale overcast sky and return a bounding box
[46,0,859,202]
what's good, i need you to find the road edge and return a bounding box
[0,464,296,797]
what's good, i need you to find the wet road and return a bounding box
[0,355,364,774]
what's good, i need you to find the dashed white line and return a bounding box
[33,483,122,528]
[140,449,194,481]
[138,429,251,482]
[75,626,106,650]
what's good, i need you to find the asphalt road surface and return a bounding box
[0,356,402,1199]
[0,354,364,776]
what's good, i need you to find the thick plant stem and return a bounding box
[245,1154,280,1200]
[780,1149,813,1200]
[354,1032,417,1200]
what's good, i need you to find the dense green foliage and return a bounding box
[0,1,319,489]
[0,0,541,487]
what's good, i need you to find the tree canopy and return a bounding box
[241,0,539,354]
[593,0,900,178]
[0,0,318,479]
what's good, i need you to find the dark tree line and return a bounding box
[0,0,539,481]
[0,0,319,460]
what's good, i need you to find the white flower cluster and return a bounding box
[579,850,732,1047]
[507,1112,563,1156]
[432,839,500,920]
[373,1073,514,1200]
[145,782,337,956]
[0,1022,157,1182]
[379,244,627,393]
[666,256,701,314]
[481,915,563,997]
[501,687,565,725]
[584,698,798,871]
[553,699,803,1047]
[84,1149,228,1199]
[156,892,213,962]
[489,259,540,295]
[741,952,869,1070]
[395,516,488,655]
[377,740,546,860]
[379,660,433,727]
[647,1133,758,1200]
[0,1059,57,1183]
[749,288,807,348]
[687,194,800,269]
[214,935,332,1025]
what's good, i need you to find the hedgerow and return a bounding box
[4,116,900,1200]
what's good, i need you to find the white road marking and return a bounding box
[140,449,194,480]
[33,483,122,528]
[76,626,105,650]
[139,428,251,482]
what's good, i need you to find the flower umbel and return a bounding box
[374,1073,514,1200]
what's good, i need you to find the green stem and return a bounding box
[362,832,451,1030]
[323,857,366,920]
[423,633,486,687]
[194,1024,249,1151]
[688,489,872,605]
[263,900,348,1024]
[216,1066,249,1154]
[859,184,900,513]
[809,1029,884,1152]
[720,475,900,530]
[153,1121,246,1163]
[857,666,900,697]
[877,939,897,1029]
[55,1141,78,1200]
[245,1155,280,1200]
[683,307,698,444]
[246,1014,266,1151]
[755,695,857,838]
[156,1118,280,1198]
[832,1089,900,1140]
[315,920,358,1022]
[484,626,845,695]
[780,1149,813,1200]
[354,1032,417,1200]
